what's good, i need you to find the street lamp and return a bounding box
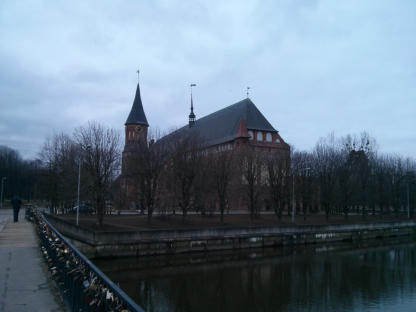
[291,171,295,223]
[407,171,413,219]
[407,180,410,219]
[76,145,90,226]
[0,177,6,209]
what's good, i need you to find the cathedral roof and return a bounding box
[161,98,277,147]
[125,83,149,126]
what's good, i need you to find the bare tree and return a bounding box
[372,156,389,217]
[0,145,44,202]
[313,134,341,220]
[241,147,262,220]
[192,154,216,216]
[169,134,202,221]
[209,150,235,223]
[74,122,121,226]
[266,154,288,219]
[38,133,79,213]
[132,130,169,224]
[336,154,352,219]
[292,151,314,220]
[344,132,376,219]
[38,137,60,212]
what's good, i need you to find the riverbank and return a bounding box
[54,213,412,231]
[46,213,416,259]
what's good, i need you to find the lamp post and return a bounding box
[407,181,410,219]
[407,171,412,219]
[76,158,81,226]
[291,171,295,223]
[0,177,6,209]
[76,145,90,226]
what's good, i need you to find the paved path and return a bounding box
[0,210,65,312]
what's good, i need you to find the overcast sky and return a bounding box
[1,0,415,159]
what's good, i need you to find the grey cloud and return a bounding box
[0,0,415,159]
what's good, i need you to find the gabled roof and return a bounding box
[160,98,277,147]
[125,83,149,126]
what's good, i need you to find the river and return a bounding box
[94,237,416,311]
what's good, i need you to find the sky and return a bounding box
[1,0,415,159]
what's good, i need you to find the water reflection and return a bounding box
[95,238,416,312]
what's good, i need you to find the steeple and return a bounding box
[125,72,149,126]
[123,71,149,149]
[189,83,196,128]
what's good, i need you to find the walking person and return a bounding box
[11,196,22,222]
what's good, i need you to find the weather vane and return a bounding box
[246,86,250,98]
[137,69,140,81]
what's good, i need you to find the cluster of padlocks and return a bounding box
[29,208,141,312]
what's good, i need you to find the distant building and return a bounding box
[121,80,290,210]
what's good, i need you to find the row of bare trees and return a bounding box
[0,145,41,201]
[2,126,415,226]
[126,131,416,224]
[292,133,416,220]
[125,132,291,223]
[124,134,207,223]
[8,122,122,226]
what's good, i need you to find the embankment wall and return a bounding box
[45,214,416,259]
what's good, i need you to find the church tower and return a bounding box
[122,74,149,175]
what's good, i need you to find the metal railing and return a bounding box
[27,207,144,312]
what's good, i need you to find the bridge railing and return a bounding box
[27,207,144,312]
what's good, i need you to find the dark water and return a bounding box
[94,238,416,312]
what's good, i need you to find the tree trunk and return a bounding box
[147,207,152,224]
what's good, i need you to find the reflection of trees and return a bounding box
[104,241,416,312]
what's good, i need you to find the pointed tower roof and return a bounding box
[189,92,196,127]
[125,82,149,126]
[189,94,196,119]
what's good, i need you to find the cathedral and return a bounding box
[121,79,290,210]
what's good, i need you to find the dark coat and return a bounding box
[11,196,22,210]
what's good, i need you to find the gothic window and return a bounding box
[266,133,272,142]
[257,131,263,141]
[248,130,254,140]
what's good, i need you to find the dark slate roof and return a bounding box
[125,83,149,126]
[160,98,277,147]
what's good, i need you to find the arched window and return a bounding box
[248,130,254,140]
[257,131,263,141]
[276,138,281,143]
[266,133,272,142]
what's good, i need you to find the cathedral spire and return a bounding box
[125,71,149,126]
[189,83,196,128]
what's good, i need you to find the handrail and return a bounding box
[28,207,144,312]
